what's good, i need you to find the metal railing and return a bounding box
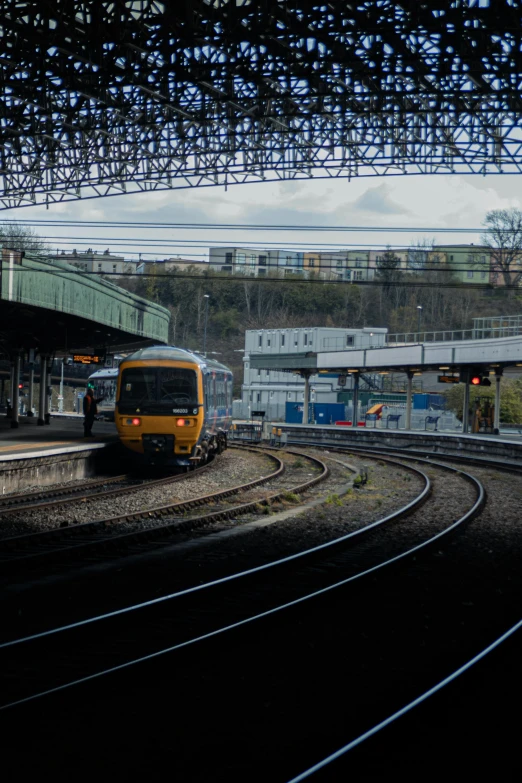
[387,325,522,345]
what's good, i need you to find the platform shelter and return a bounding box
[248,334,522,434]
[0,248,170,429]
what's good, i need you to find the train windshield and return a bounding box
[119,367,198,412]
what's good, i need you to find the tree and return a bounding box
[0,221,48,254]
[375,246,401,289]
[444,378,522,424]
[482,208,522,291]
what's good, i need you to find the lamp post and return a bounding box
[58,359,64,413]
[203,294,210,357]
[417,305,423,339]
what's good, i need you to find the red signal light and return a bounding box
[470,376,481,386]
[131,417,141,426]
[18,383,23,389]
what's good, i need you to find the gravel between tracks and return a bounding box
[0,449,275,537]
[165,453,476,569]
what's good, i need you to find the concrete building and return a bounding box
[237,326,388,420]
[208,246,276,277]
[52,249,130,275]
[433,245,490,284]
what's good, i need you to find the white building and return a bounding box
[237,326,388,420]
[52,249,130,275]
[208,247,306,277]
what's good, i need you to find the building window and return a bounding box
[259,255,267,266]
[345,270,351,280]
[98,263,102,272]
[450,255,454,261]
[113,264,117,272]
[288,392,292,400]
[286,255,292,266]
[270,391,274,399]
[355,259,364,268]
[267,337,271,347]
[225,252,233,264]
[257,392,261,403]
[237,253,246,265]
[467,270,474,279]
[258,268,266,275]
[245,362,249,369]
[258,334,263,347]
[337,259,343,267]
[481,271,487,279]
[266,370,270,377]
[346,335,354,346]
[354,270,363,280]
[294,332,299,346]
[281,334,285,346]
[309,258,315,267]
[250,254,256,266]
[258,369,261,377]
[304,334,308,346]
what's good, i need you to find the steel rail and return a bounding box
[286,615,522,782]
[0,462,219,518]
[0,473,129,511]
[0,449,435,713]
[0,447,291,569]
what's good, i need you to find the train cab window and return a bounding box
[120,369,157,403]
[159,368,197,403]
[119,367,197,412]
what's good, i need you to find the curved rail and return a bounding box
[0,450,437,710]
[0,446,288,569]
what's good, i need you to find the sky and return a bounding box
[3,171,522,264]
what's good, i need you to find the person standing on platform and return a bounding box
[83,388,103,438]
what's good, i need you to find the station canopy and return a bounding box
[0,249,170,358]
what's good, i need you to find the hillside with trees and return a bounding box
[118,266,522,394]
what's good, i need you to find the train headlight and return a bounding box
[125,417,141,426]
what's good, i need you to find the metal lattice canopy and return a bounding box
[2,0,522,209]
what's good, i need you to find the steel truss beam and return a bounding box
[2,1,522,208]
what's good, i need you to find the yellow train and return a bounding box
[115,345,233,466]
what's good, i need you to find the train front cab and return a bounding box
[116,359,205,465]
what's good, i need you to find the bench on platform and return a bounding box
[386,414,401,429]
[425,415,440,431]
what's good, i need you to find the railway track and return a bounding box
[3,444,519,780]
[0,463,219,518]
[0,449,478,700]
[0,447,327,575]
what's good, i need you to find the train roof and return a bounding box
[120,345,232,373]
[88,367,120,379]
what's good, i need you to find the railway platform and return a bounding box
[0,415,119,494]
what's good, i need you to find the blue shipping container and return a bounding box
[286,402,345,424]
[413,393,446,410]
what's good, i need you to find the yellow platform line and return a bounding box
[0,440,102,453]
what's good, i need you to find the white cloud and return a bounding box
[3,172,522,259]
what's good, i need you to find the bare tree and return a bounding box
[482,208,522,291]
[0,221,48,254]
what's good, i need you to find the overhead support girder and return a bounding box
[3,1,522,207]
